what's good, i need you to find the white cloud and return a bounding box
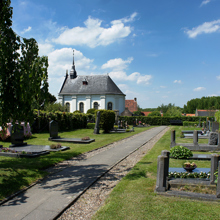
[38,43,54,56]
[184,19,220,38]
[200,0,211,7]
[103,57,152,85]
[216,75,220,80]
[101,57,133,70]
[52,13,137,48]
[160,86,166,88]
[174,80,182,84]
[21,26,32,34]
[193,87,206,91]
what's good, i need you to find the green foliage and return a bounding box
[170,145,193,159]
[87,108,96,114]
[0,0,48,126]
[147,111,161,117]
[183,121,200,127]
[32,110,88,132]
[133,110,143,116]
[215,111,220,123]
[44,102,67,113]
[74,110,81,113]
[119,116,213,126]
[96,110,115,133]
[87,123,95,129]
[168,171,210,179]
[165,106,182,117]
[184,96,220,113]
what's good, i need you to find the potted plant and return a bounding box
[183,161,197,172]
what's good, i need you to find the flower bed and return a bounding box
[169,171,210,179]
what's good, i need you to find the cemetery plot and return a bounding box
[48,120,95,143]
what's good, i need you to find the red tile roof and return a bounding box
[142,112,151,116]
[125,100,138,113]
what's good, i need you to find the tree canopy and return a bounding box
[0,0,49,126]
[183,96,220,113]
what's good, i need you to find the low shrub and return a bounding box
[87,123,95,129]
[170,145,193,159]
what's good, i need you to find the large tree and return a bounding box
[0,0,48,126]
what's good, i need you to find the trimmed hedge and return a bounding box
[32,110,94,133]
[87,123,95,129]
[95,109,115,133]
[118,116,214,126]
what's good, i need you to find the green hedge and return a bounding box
[87,123,95,129]
[118,116,214,126]
[32,110,94,133]
[95,109,115,133]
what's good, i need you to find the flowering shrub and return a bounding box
[183,161,197,168]
[170,145,193,159]
[169,171,210,179]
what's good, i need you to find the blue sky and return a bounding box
[11,0,220,108]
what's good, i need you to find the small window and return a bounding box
[65,102,70,112]
[94,102,98,110]
[79,102,84,113]
[107,102,113,110]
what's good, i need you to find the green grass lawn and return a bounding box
[93,126,220,220]
[0,126,153,201]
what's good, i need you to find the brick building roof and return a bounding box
[125,98,138,113]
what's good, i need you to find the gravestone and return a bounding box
[208,132,218,145]
[161,150,170,190]
[193,130,198,146]
[170,130,176,147]
[49,120,60,139]
[198,118,201,127]
[155,155,168,192]
[216,161,220,198]
[212,122,219,132]
[210,154,220,184]
[94,111,101,134]
[10,124,27,146]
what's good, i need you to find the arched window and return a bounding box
[65,102,70,112]
[107,102,113,110]
[79,102,84,113]
[94,102,98,110]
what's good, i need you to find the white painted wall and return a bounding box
[59,94,125,114]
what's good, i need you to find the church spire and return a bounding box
[70,50,77,79]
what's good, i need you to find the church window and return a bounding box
[79,102,84,113]
[107,102,113,110]
[94,102,98,109]
[65,102,70,112]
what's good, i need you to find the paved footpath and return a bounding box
[0,126,167,220]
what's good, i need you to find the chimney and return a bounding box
[134,97,137,102]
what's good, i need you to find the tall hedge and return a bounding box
[32,110,94,133]
[118,116,214,126]
[95,109,115,133]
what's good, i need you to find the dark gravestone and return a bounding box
[216,161,220,198]
[155,155,168,192]
[49,120,60,139]
[209,132,218,145]
[210,154,220,184]
[170,130,176,148]
[10,124,27,147]
[94,111,101,134]
[212,122,219,132]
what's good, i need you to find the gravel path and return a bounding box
[57,126,169,220]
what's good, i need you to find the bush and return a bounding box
[74,110,81,113]
[183,121,199,127]
[87,108,96,114]
[87,123,95,129]
[170,145,193,159]
[96,109,115,133]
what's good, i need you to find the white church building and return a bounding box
[58,51,125,114]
